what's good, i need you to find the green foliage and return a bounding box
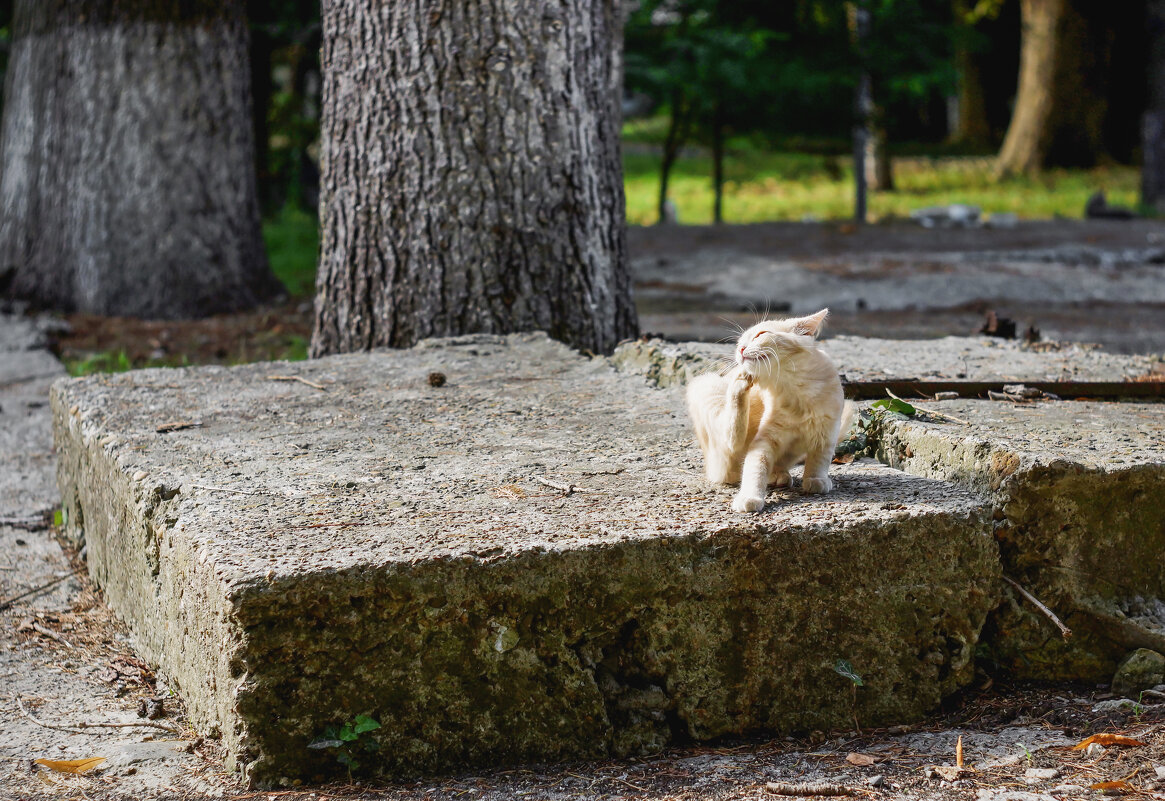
[262,205,319,297]
[622,142,1140,225]
[66,350,133,377]
[308,713,381,773]
[871,398,917,416]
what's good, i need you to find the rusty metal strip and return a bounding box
[843,380,1165,401]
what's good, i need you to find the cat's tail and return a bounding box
[838,400,857,438]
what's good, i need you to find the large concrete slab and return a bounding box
[869,400,1165,681]
[52,333,998,785]
[611,335,1160,388]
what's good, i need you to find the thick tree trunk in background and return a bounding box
[865,122,894,192]
[0,0,278,317]
[996,0,1108,176]
[950,9,993,149]
[312,0,638,356]
[1143,0,1165,211]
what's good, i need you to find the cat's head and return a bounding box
[735,309,829,376]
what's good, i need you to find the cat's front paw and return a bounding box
[801,475,833,494]
[729,370,754,399]
[731,493,766,513]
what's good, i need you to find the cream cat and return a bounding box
[686,309,852,513]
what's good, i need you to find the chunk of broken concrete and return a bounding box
[53,333,999,784]
[870,400,1165,681]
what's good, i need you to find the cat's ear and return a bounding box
[789,308,829,339]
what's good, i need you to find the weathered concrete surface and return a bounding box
[611,335,1160,389]
[1,311,67,523]
[869,400,1165,681]
[53,333,999,784]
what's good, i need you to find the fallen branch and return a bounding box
[765,781,855,796]
[1003,575,1072,640]
[267,374,328,391]
[15,695,180,735]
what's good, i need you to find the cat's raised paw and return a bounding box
[801,476,833,494]
[731,494,766,513]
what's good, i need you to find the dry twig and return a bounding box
[15,695,180,735]
[0,570,81,612]
[267,374,328,391]
[31,622,74,650]
[1003,575,1072,639]
[886,389,970,425]
[531,476,605,496]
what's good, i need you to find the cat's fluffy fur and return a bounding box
[686,309,853,513]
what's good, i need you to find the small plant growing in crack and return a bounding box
[834,658,864,732]
[308,713,381,773]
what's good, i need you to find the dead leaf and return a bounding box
[832,453,856,465]
[1090,780,1133,793]
[846,752,876,766]
[491,484,526,499]
[34,757,106,774]
[956,734,964,768]
[1073,734,1146,750]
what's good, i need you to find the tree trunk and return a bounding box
[996,0,1108,176]
[865,121,894,192]
[1143,0,1165,211]
[0,0,278,317]
[950,0,993,149]
[312,0,638,357]
[711,104,725,224]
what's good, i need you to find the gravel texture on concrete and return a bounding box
[610,336,1160,389]
[613,336,1165,681]
[868,399,1165,683]
[52,332,999,785]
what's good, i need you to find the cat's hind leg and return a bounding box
[800,441,835,494]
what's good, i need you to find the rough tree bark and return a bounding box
[1144,0,1165,211]
[0,0,278,318]
[312,0,638,356]
[996,0,1109,176]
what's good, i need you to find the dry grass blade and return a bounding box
[155,420,202,433]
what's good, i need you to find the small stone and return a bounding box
[934,391,960,400]
[1112,648,1165,698]
[427,371,447,387]
[1086,742,1106,756]
[1050,785,1087,795]
[138,696,166,719]
[1155,765,1165,780]
[1025,767,1059,781]
[866,774,885,787]
[1093,698,1136,713]
[132,470,148,482]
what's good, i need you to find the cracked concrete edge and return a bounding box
[867,407,1165,681]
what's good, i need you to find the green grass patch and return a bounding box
[263,205,319,297]
[623,147,1140,225]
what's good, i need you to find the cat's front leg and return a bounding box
[721,369,754,454]
[732,441,772,513]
